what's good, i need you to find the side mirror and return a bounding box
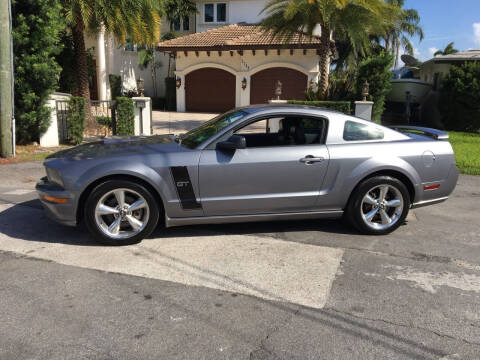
[216,135,246,151]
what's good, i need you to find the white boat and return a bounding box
[387,78,432,104]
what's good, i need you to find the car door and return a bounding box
[198,115,330,216]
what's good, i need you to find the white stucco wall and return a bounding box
[174,49,320,111]
[419,61,451,84]
[86,34,172,99]
[195,0,269,32]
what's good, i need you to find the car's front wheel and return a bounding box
[347,176,410,235]
[84,180,160,245]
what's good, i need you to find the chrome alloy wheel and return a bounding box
[360,184,404,231]
[94,188,150,239]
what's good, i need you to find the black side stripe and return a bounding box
[170,167,202,210]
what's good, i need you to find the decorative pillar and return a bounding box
[355,80,374,121]
[96,26,108,101]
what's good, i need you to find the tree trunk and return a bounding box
[71,16,94,132]
[318,26,331,99]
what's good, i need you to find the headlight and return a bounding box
[45,167,64,188]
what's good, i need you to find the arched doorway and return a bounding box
[185,68,236,112]
[250,67,308,104]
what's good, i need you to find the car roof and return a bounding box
[236,104,344,116]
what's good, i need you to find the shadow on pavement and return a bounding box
[0,200,99,246]
[0,199,358,246]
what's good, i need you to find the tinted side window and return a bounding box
[235,116,326,148]
[343,121,384,141]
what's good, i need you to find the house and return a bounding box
[84,13,195,101]
[157,23,323,112]
[88,0,325,113]
[420,50,480,90]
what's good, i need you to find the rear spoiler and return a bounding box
[389,125,449,140]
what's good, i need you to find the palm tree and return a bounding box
[162,0,197,77]
[261,0,398,98]
[383,0,423,69]
[61,0,161,123]
[164,0,197,31]
[138,46,162,97]
[434,42,459,57]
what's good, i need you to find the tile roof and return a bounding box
[156,23,324,51]
[424,50,480,64]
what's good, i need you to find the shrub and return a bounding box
[115,97,135,136]
[355,52,394,123]
[109,75,122,100]
[165,77,177,111]
[439,62,480,132]
[12,0,64,143]
[96,116,112,129]
[152,97,166,110]
[287,100,351,114]
[67,97,85,144]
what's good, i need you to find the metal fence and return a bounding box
[56,100,116,143]
[56,100,70,143]
[91,100,113,119]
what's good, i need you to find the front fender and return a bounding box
[72,160,173,215]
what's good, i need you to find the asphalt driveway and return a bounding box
[0,161,479,359]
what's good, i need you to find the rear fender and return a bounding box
[342,156,422,204]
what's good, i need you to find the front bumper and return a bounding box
[36,177,77,227]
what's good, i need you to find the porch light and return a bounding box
[176,77,182,89]
[241,77,247,90]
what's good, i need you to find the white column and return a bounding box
[105,33,115,99]
[40,98,60,147]
[175,72,186,112]
[96,26,108,101]
[132,97,152,135]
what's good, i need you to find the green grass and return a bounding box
[448,131,480,175]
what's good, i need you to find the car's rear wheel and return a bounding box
[84,180,160,245]
[347,176,410,235]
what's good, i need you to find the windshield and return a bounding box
[180,110,248,149]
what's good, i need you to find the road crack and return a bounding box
[327,307,480,347]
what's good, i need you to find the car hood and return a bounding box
[47,135,183,161]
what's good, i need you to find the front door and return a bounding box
[198,115,330,216]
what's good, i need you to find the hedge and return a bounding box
[355,52,394,123]
[165,77,177,111]
[439,62,480,132]
[287,100,351,114]
[152,97,166,110]
[66,96,85,144]
[109,74,122,100]
[115,97,135,136]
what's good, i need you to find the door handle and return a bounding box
[300,155,324,165]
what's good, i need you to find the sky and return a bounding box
[399,0,480,66]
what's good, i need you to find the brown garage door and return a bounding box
[186,68,236,112]
[250,67,308,104]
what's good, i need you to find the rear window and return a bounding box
[343,120,384,141]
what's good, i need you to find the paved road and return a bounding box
[0,162,479,359]
[152,111,217,135]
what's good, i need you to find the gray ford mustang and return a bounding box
[36,105,458,245]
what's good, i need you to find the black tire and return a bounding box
[346,176,410,235]
[84,180,160,246]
